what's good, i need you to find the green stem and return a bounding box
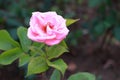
[29,46,45,57]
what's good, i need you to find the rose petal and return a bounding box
[45,39,61,46]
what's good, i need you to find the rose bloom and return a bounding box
[27,11,69,46]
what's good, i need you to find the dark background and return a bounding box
[0,0,120,80]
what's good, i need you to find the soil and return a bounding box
[63,45,120,80]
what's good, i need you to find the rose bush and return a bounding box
[27,11,69,46]
[0,10,95,80]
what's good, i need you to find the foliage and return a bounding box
[2,0,120,47]
[66,19,80,27]
[50,69,61,80]
[0,27,67,76]
[0,19,87,80]
[68,72,95,80]
[0,0,34,39]
[50,69,95,80]
[0,0,82,48]
[0,30,19,50]
[0,0,103,79]
[88,0,120,42]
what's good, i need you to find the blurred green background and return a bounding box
[0,0,120,47]
[0,0,120,80]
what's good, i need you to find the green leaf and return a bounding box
[29,46,45,57]
[0,30,20,50]
[50,69,61,80]
[59,40,68,49]
[113,26,120,41]
[17,27,32,52]
[6,18,22,27]
[66,19,79,27]
[103,21,112,29]
[88,0,103,8]
[32,42,45,49]
[47,45,68,60]
[94,22,105,36]
[0,47,23,65]
[8,28,18,40]
[68,72,96,80]
[19,53,30,67]
[27,56,49,76]
[47,59,67,75]
[104,17,114,28]
[30,42,45,56]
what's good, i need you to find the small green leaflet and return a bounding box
[66,19,79,27]
[0,47,23,65]
[0,30,20,50]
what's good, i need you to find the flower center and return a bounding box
[42,22,54,33]
[47,22,54,29]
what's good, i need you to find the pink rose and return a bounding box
[27,11,69,46]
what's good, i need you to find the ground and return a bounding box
[0,40,120,80]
